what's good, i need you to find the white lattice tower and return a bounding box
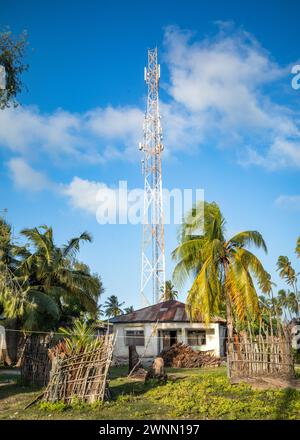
[140,48,165,306]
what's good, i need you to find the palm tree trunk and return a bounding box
[226,294,233,341]
[223,261,234,341]
[293,281,299,317]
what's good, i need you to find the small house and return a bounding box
[110,300,226,364]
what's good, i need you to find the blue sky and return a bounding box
[0,0,299,309]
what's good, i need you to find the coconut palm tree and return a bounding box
[104,295,124,318]
[277,256,297,288]
[287,291,299,317]
[124,306,134,314]
[277,289,290,321]
[277,254,299,315]
[160,280,178,301]
[1,224,102,331]
[172,201,270,339]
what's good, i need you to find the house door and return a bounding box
[159,330,177,352]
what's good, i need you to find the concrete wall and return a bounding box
[112,321,223,363]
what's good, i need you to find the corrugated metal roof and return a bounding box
[110,300,226,324]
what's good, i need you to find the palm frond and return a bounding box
[27,289,60,320]
[228,231,267,253]
[62,232,92,259]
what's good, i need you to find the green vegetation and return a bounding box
[147,370,300,420]
[160,280,178,301]
[58,318,103,353]
[0,219,104,332]
[172,201,270,337]
[0,28,28,109]
[0,367,299,420]
[274,240,300,321]
[104,294,125,318]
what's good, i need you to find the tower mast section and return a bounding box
[140,48,166,305]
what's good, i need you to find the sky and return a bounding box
[0,0,299,310]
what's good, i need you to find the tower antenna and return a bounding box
[140,48,166,306]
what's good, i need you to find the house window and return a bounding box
[187,330,206,346]
[125,330,144,346]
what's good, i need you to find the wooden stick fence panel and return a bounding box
[228,332,295,381]
[21,334,55,386]
[43,334,116,404]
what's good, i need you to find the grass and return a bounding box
[0,366,299,420]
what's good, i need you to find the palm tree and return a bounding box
[104,295,124,318]
[277,256,297,288]
[1,225,102,331]
[160,280,178,301]
[277,289,290,321]
[172,201,270,339]
[287,291,299,317]
[124,306,134,314]
[277,255,299,315]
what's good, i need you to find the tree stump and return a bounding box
[128,345,141,374]
[145,356,167,383]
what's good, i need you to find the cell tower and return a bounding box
[139,48,166,306]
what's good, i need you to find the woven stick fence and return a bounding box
[21,334,55,386]
[227,332,295,380]
[42,333,116,404]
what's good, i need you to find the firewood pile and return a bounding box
[160,343,221,368]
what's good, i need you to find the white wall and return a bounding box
[112,321,223,362]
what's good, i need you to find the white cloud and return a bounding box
[245,137,300,169]
[275,195,300,210]
[0,104,143,164]
[6,159,124,219]
[61,176,113,215]
[163,25,300,169]
[1,24,300,174]
[7,158,54,192]
[62,176,147,225]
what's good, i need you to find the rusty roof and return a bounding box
[110,300,226,324]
